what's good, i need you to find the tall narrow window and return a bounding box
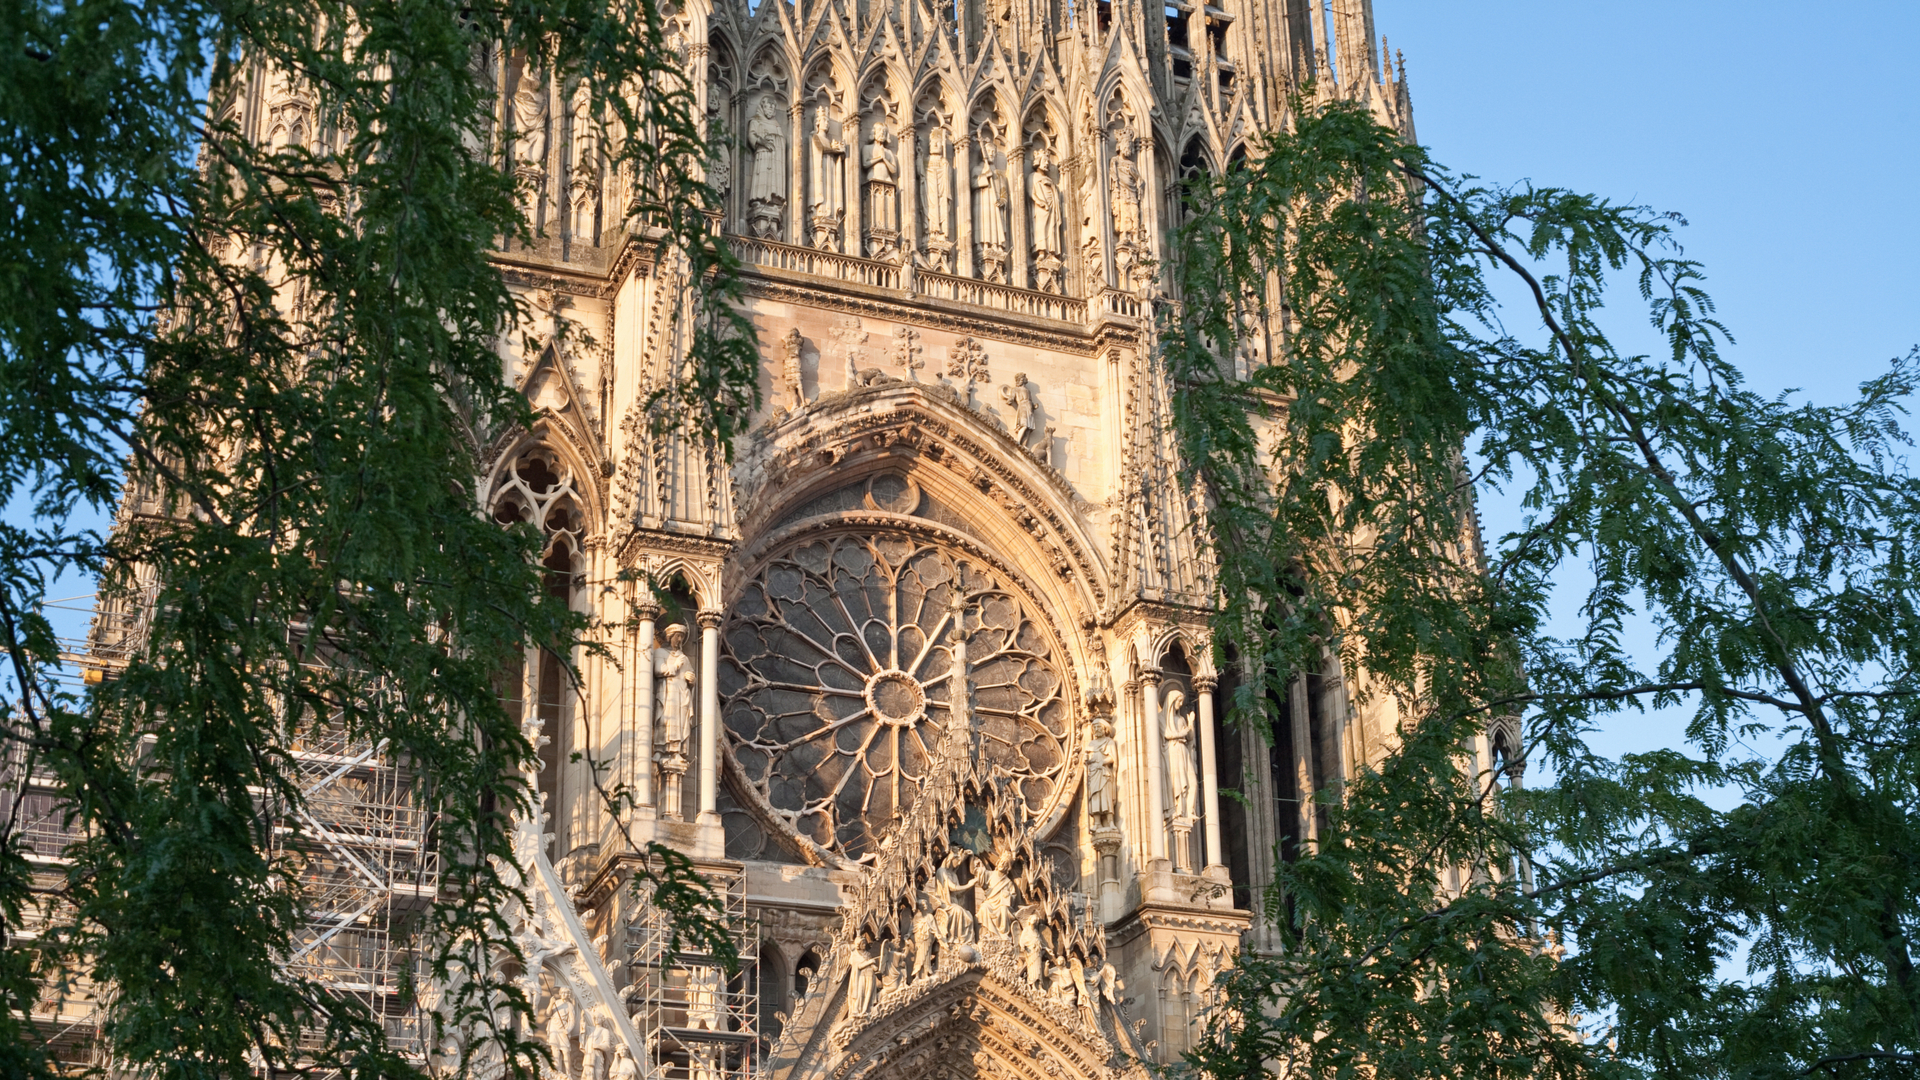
[490,448,584,855]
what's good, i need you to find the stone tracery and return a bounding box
[721,530,1070,861]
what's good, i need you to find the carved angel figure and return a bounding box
[1162,687,1198,820]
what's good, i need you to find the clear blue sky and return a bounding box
[1371,0,1920,765]
[1374,0,1920,398]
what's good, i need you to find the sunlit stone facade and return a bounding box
[216,0,1417,1076]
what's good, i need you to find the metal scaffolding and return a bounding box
[623,866,760,1080]
[7,579,445,1071]
[275,716,442,1059]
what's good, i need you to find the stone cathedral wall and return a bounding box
[189,0,1420,1074]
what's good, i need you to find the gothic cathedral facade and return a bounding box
[243,0,1411,1077]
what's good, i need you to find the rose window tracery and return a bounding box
[722,531,1071,861]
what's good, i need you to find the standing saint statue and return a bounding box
[1085,718,1117,830]
[653,623,696,753]
[1028,145,1061,256]
[545,994,577,1077]
[999,372,1044,457]
[1109,130,1144,246]
[1017,909,1047,985]
[862,116,899,234]
[911,895,938,978]
[687,963,723,1030]
[924,125,954,240]
[846,945,879,1018]
[970,138,1009,280]
[584,1012,618,1080]
[781,327,805,409]
[1162,687,1198,820]
[512,66,550,219]
[745,96,787,238]
[808,108,847,248]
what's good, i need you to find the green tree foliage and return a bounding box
[0,0,753,1075]
[1166,98,1920,1079]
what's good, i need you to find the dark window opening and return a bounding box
[1213,649,1251,911]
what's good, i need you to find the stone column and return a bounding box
[1290,677,1317,850]
[788,102,806,246]
[697,610,723,822]
[1007,144,1029,288]
[634,603,660,810]
[1141,672,1166,863]
[955,134,974,278]
[900,125,919,272]
[948,597,971,751]
[1195,675,1223,871]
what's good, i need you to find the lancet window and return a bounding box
[490,447,585,843]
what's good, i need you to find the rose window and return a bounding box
[721,532,1070,861]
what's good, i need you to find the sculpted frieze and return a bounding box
[734,396,1107,612]
[737,279,1099,354]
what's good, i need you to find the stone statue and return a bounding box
[808,109,846,248]
[746,96,787,238]
[570,87,601,240]
[978,859,1018,938]
[999,372,1046,459]
[846,944,879,1017]
[687,963,723,1030]
[704,106,730,229]
[1047,960,1077,1007]
[611,1049,640,1080]
[1028,146,1061,256]
[1085,719,1117,829]
[911,895,937,978]
[1163,687,1198,820]
[1109,130,1143,246]
[1017,909,1047,984]
[1098,961,1123,1005]
[863,117,899,234]
[512,66,549,218]
[924,126,954,240]
[653,624,696,753]
[781,327,805,409]
[971,141,1008,281]
[544,994,577,1077]
[691,1045,721,1080]
[584,1011,618,1080]
[932,851,978,943]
